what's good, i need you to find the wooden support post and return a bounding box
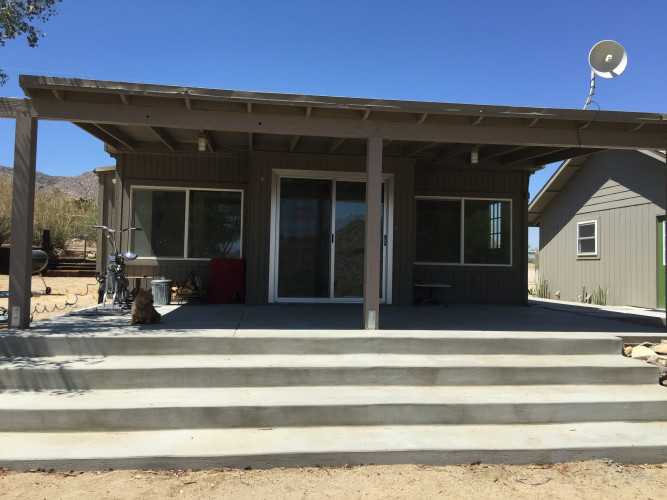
[8,117,38,329]
[364,136,383,329]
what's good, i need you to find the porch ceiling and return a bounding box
[4,75,667,172]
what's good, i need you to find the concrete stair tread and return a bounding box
[10,329,626,339]
[3,385,667,410]
[1,353,647,369]
[2,422,666,469]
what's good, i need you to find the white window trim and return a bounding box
[268,169,394,304]
[577,220,598,257]
[414,196,513,267]
[130,186,244,260]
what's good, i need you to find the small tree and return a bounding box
[0,0,62,85]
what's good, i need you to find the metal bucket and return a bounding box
[150,279,172,305]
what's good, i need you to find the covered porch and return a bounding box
[1,75,666,330]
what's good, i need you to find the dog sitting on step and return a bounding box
[131,288,162,325]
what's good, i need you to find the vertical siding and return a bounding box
[106,151,531,306]
[539,151,665,308]
[110,152,250,289]
[245,153,415,306]
[413,164,530,304]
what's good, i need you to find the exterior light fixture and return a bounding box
[471,146,479,165]
[197,134,207,152]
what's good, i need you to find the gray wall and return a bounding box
[101,151,529,306]
[539,150,665,308]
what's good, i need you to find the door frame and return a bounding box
[268,169,394,304]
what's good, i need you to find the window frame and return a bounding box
[576,220,598,257]
[130,186,244,260]
[414,196,513,267]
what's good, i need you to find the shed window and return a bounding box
[415,198,511,265]
[577,220,597,256]
[132,188,242,259]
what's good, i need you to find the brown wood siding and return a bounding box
[539,150,665,308]
[111,152,250,290]
[414,164,530,304]
[95,169,116,273]
[104,151,528,306]
[245,153,415,306]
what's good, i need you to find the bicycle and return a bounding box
[94,225,141,309]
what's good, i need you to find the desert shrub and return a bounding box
[0,177,12,244]
[531,278,550,299]
[590,285,608,306]
[33,189,97,249]
[0,179,97,249]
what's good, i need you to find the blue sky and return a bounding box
[1,0,665,248]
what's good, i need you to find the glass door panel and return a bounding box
[277,178,331,298]
[333,182,366,298]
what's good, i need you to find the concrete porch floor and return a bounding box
[14,299,666,344]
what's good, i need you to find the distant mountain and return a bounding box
[0,166,98,199]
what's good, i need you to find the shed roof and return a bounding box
[2,75,666,172]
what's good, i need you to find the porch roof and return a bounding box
[3,75,667,172]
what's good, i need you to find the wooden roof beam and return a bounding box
[150,126,177,151]
[437,144,472,161]
[481,145,526,160]
[94,124,136,149]
[328,137,345,154]
[29,99,667,149]
[289,135,300,152]
[499,147,569,166]
[525,148,601,167]
[248,132,253,152]
[404,141,438,158]
[74,122,120,149]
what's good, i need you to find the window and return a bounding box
[132,188,242,259]
[415,198,511,265]
[577,220,597,256]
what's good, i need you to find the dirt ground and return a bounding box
[0,275,101,324]
[1,460,666,499]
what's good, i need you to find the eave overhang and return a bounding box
[0,75,665,173]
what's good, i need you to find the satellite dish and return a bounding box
[589,40,627,78]
[584,40,627,109]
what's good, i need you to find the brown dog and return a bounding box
[131,288,161,325]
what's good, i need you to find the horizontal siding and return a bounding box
[539,150,665,308]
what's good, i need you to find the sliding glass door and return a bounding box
[275,177,387,302]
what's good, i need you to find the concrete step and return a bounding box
[0,354,658,391]
[2,421,666,470]
[0,330,624,357]
[2,385,666,432]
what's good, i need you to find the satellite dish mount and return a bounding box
[584,40,627,109]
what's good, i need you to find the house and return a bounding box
[528,149,666,308]
[2,75,667,329]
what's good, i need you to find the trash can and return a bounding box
[151,279,172,305]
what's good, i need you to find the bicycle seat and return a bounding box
[123,252,138,261]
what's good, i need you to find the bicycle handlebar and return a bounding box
[93,226,142,232]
